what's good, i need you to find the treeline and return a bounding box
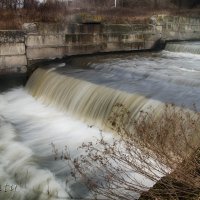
[0,0,70,9]
[83,0,200,9]
[0,0,199,10]
[0,0,37,9]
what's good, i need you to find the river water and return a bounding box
[0,42,200,199]
[60,47,200,110]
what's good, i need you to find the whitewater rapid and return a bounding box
[0,88,115,199]
[0,87,164,199]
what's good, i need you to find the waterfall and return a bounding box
[165,42,200,54]
[26,68,162,131]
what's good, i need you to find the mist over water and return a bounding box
[0,42,200,199]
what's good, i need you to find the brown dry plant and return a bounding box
[52,103,200,199]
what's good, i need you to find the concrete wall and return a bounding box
[154,15,200,40]
[0,15,200,74]
[0,31,27,73]
[25,23,160,64]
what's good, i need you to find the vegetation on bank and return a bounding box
[52,104,200,199]
[0,0,200,29]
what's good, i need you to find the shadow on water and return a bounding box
[0,73,27,92]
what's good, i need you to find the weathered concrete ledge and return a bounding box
[0,30,25,43]
[22,22,163,65]
[0,30,27,73]
[0,15,200,74]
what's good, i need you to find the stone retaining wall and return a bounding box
[25,23,158,64]
[0,31,27,73]
[155,15,200,40]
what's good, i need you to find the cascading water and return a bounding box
[0,41,200,199]
[165,41,200,54]
[26,68,162,131]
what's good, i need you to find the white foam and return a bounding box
[0,88,114,199]
[0,88,166,199]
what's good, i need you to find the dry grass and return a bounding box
[0,2,71,30]
[0,4,200,30]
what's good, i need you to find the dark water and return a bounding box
[0,73,27,92]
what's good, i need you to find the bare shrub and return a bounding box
[131,104,200,164]
[52,103,200,199]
